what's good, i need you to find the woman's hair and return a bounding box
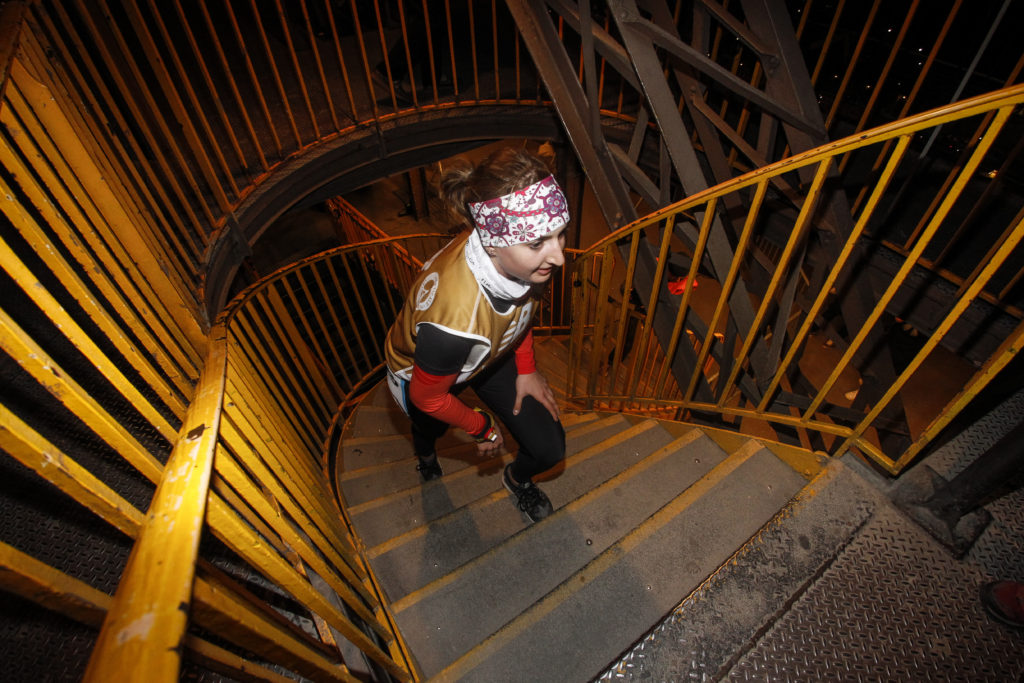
[440,146,553,226]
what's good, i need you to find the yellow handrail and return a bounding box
[85,330,227,681]
[567,83,1024,473]
[50,229,441,680]
[2,2,1023,679]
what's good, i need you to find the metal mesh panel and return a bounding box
[968,487,1024,584]
[920,386,1024,582]
[0,593,97,683]
[728,508,1024,681]
[927,387,1024,480]
[0,452,132,594]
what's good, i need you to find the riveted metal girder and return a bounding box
[506,0,637,231]
[509,0,910,440]
[508,0,722,402]
[741,0,908,448]
[610,1,777,390]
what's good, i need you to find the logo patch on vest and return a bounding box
[415,272,439,311]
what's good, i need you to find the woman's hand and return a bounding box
[514,371,560,421]
[476,429,504,455]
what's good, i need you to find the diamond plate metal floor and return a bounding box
[729,506,1022,681]
[598,387,1024,682]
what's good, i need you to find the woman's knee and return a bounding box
[522,420,565,471]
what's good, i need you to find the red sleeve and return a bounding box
[513,328,537,375]
[409,364,487,434]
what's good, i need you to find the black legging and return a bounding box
[406,352,565,482]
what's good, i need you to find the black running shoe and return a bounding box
[416,454,443,482]
[502,465,553,522]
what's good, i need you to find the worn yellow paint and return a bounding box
[2,84,196,402]
[0,239,179,444]
[204,499,412,682]
[0,308,165,483]
[192,568,355,682]
[0,540,110,627]
[0,406,145,537]
[1,541,295,682]
[217,420,367,588]
[84,332,228,681]
[222,364,353,546]
[181,635,296,683]
[6,57,206,357]
[212,454,379,620]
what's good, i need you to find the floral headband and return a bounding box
[467,175,570,248]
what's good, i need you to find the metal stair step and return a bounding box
[439,441,809,682]
[613,457,878,680]
[388,429,734,678]
[341,388,599,471]
[363,419,680,601]
[343,414,632,545]
[339,439,476,508]
[343,402,407,440]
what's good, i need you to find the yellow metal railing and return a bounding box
[567,84,1024,474]
[12,0,549,314]
[10,232,436,680]
[0,143,573,677]
[13,0,1020,322]
[77,194,585,678]
[2,1,1023,679]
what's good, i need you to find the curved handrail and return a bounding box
[87,229,451,681]
[566,83,1024,474]
[582,84,1024,259]
[79,83,1024,676]
[85,329,228,680]
[6,2,1024,680]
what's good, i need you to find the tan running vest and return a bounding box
[385,232,537,383]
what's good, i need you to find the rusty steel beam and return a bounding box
[741,0,910,449]
[509,0,721,402]
[610,0,777,397]
[506,0,636,230]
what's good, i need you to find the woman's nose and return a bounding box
[547,242,565,266]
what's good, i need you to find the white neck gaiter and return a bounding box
[464,229,531,301]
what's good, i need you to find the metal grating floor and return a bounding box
[728,507,1023,681]
[926,387,1024,584]
[598,387,1024,682]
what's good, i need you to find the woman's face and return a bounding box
[491,225,567,284]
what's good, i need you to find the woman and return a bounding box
[384,146,567,522]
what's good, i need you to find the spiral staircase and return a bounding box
[337,337,818,680]
[1,1,1023,681]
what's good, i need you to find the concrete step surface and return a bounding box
[337,377,811,681]
[386,430,729,677]
[344,412,631,547]
[364,419,679,601]
[443,441,807,682]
